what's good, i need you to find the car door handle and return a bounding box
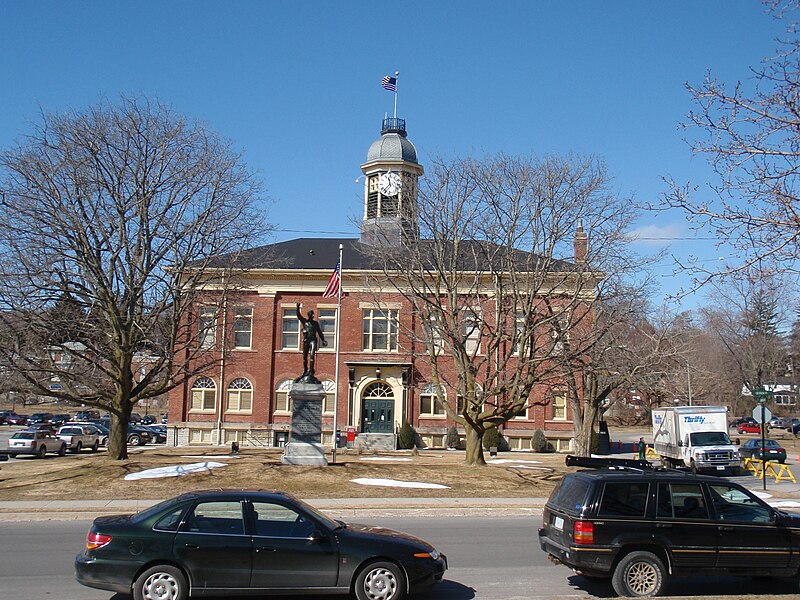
[255,547,277,553]
[655,523,672,528]
[718,526,735,532]
[184,543,200,549]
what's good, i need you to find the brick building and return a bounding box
[168,117,582,450]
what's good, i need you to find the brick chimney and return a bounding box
[573,221,588,264]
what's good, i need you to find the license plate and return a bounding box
[716,466,725,470]
[553,515,564,530]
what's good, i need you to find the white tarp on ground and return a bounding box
[124,461,227,480]
[350,478,449,489]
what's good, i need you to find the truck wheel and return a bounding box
[612,551,665,597]
[91,440,99,452]
[57,443,66,456]
[133,564,188,600]
[72,441,82,454]
[37,445,47,459]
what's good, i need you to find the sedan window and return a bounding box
[184,501,244,535]
[251,501,316,538]
[709,485,772,523]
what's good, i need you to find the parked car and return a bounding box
[140,415,157,425]
[539,455,800,597]
[98,417,152,445]
[79,422,109,446]
[738,438,787,464]
[74,409,101,422]
[144,424,167,444]
[75,489,446,600]
[129,412,142,423]
[50,413,72,427]
[27,412,53,424]
[57,424,101,453]
[787,418,800,436]
[6,413,28,426]
[730,416,756,428]
[7,429,67,458]
[737,422,763,434]
[0,410,23,425]
[26,422,58,436]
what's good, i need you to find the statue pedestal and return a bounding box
[282,382,328,466]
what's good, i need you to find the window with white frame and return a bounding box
[198,306,217,348]
[513,404,528,420]
[423,308,445,352]
[551,310,571,355]
[552,390,567,421]
[226,377,253,413]
[513,311,529,355]
[774,393,797,405]
[362,308,399,352]
[274,380,293,413]
[322,379,335,414]
[281,308,300,350]
[462,309,481,355]
[420,383,446,416]
[190,376,216,412]
[318,309,337,350]
[234,306,253,349]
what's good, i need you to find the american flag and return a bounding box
[322,261,341,298]
[381,75,397,92]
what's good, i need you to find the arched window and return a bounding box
[226,377,253,413]
[363,381,393,399]
[275,380,293,414]
[420,383,445,416]
[191,376,216,412]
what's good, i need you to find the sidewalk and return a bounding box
[0,497,551,521]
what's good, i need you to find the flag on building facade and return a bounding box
[381,75,397,92]
[322,261,341,298]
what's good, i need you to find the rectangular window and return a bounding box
[226,389,252,413]
[281,308,300,350]
[318,308,337,350]
[423,309,445,352]
[551,310,571,355]
[191,389,216,411]
[323,390,335,414]
[513,405,528,420]
[198,306,217,348]
[552,391,567,421]
[362,308,399,351]
[275,390,292,413]
[233,305,253,349]
[598,482,650,517]
[420,392,445,416]
[462,309,480,355]
[657,483,709,519]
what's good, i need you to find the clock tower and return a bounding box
[360,117,423,246]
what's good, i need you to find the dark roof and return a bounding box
[209,237,578,273]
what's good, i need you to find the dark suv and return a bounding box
[539,456,800,597]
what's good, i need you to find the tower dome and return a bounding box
[365,118,419,165]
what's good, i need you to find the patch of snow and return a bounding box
[750,490,773,499]
[488,459,541,464]
[124,462,227,480]
[181,455,241,459]
[770,500,800,508]
[359,457,413,462]
[350,478,449,489]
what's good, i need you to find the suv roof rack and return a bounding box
[566,454,653,471]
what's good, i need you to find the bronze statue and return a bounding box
[295,303,327,382]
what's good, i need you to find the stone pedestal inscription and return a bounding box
[282,382,328,466]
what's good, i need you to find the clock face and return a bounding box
[378,172,402,196]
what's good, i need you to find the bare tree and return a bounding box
[663,1,800,285]
[369,154,645,464]
[0,96,268,459]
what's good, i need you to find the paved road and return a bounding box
[2,516,798,600]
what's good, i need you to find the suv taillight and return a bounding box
[573,520,594,544]
[86,531,112,550]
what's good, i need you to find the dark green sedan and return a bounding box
[738,438,787,463]
[75,489,446,600]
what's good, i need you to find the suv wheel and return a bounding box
[612,551,665,597]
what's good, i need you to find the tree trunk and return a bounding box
[107,401,132,460]
[464,427,486,466]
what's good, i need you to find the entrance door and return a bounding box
[361,381,395,433]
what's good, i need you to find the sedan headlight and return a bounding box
[414,549,440,560]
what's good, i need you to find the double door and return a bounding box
[362,399,393,433]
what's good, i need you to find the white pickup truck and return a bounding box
[57,424,100,453]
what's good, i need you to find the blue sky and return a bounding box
[0,1,788,309]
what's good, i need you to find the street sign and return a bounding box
[752,388,773,403]
[752,406,772,424]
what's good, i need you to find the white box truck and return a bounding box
[652,405,740,472]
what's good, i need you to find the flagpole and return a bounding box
[331,243,344,463]
[393,70,399,119]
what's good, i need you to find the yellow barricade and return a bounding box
[747,459,797,483]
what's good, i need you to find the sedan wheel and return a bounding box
[355,561,406,600]
[133,565,187,600]
[612,551,665,597]
[128,434,141,446]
